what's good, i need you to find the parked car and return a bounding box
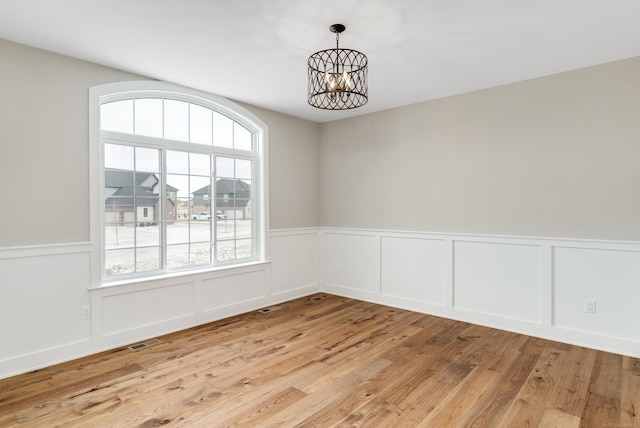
[192,212,211,221]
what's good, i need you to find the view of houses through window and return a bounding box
[100,95,259,279]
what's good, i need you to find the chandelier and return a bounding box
[308,24,368,110]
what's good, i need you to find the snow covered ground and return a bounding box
[104,219,252,275]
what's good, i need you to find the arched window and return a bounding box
[90,81,267,282]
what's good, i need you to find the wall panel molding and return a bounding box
[320,227,640,358]
[2,227,639,380]
[0,229,321,379]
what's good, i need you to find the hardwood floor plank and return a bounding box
[622,356,640,373]
[0,364,143,415]
[175,362,325,426]
[69,381,219,428]
[0,411,18,427]
[14,386,122,425]
[455,328,528,373]
[493,346,570,427]
[580,392,620,428]
[333,396,401,427]
[0,293,635,427]
[538,409,581,427]
[385,362,474,425]
[219,357,391,427]
[588,351,624,400]
[549,346,597,417]
[414,367,501,427]
[620,362,640,427]
[219,386,307,427]
[466,348,539,427]
[286,382,378,427]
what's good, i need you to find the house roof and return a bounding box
[192,179,251,209]
[216,179,251,195]
[192,179,251,196]
[105,169,178,207]
[105,170,178,191]
[106,170,152,188]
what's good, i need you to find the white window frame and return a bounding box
[89,81,269,287]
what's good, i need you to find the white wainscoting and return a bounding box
[2,227,639,379]
[453,241,542,323]
[270,229,320,298]
[322,228,640,358]
[0,229,320,379]
[101,281,197,336]
[553,247,640,341]
[0,244,93,361]
[323,232,379,295]
[381,236,447,306]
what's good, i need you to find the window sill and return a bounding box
[91,260,271,290]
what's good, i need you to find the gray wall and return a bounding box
[239,104,320,230]
[2,35,639,245]
[0,39,320,247]
[0,39,143,246]
[319,56,640,241]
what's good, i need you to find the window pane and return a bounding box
[135,147,159,173]
[105,248,135,276]
[190,104,212,145]
[191,175,210,212]
[105,223,135,249]
[237,179,252,199]
[190,153,210,176]
[167,150,189,174]
[190,221,210,243]
[101,100,133,133]
[213,112,233,147]
[105,144,134,170]
[167,244,189,269]
[164,99,189,141]
[217,218,235,241]
[136,198,158,222]
[167,220,189,245]
[136,247,160,272]
[236,159,252,179]
[216,157,234,178]
[104,196,134,221]
[190,242,210,265]
[234,123,252,151]
[176,197,190,220]
[135,99,163,138]
[216,239,235,262]
[216,179,232,213]
[236,218,251,240]
[236,239,252,259]
[165,175,188,224]
[166,183,179,222]
[167,174,189,222]
[137,223,160,247]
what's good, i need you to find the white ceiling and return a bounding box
[1,0,640,123]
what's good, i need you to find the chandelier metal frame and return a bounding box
[308,24,368,110]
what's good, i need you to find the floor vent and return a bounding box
[128,338,161,351]
[258,306,281,314]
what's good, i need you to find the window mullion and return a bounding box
[212,155,217,265]
[132,149,138,272]
[160,149,167,272]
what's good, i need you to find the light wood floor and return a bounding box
[1,293,638,427]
